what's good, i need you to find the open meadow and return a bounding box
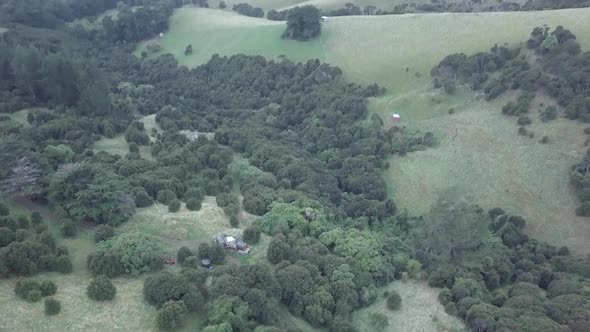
[353,281,465,332]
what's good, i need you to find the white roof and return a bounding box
[226,236,235,242]
[392,114,401,118]
[321,16,329,19]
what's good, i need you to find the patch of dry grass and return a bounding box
[353,281,465,332]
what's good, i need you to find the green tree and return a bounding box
[185,197,201,211]
[44,145,74,169]
[242,225,261,244]
[282,6,322,41]
[168,199,180,212]
[94,225,115,243]
[157,300,187,330]
[44,298,61,315]
[386,291,401,310]
[40,280,57,296]
[87,275,116,301]
[207,295,250,331]
[177,246,193,265]
[143,272,190,306]
[94,232,164,276]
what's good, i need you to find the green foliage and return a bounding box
[15,279,42,302]
[197,242,225,264]
[31,212,42,225]
[60,219,77,237]
[94,225,115,243]
[40,280,57,296]
[283,6,321,41]
[143,272,190,307]
[177,247,193,265]
[133,189,154,208]
[182,287,204,312]
[386,291,402,310]
[266,237,290,264]
[207,295,249,330]
[168,199,181,213]
[232,3,264,18]
[49,163,135,226]
[185,197,201,211]
[0,202,9,216]
[242,225,261,244]
[92,232,164,276]
[87,275,116,301]
[319,228,382,275]
[54,256,73,273]
[44,144,74,169]
[44,298,61,316]
[157,189,176,205]
[157,300,187,330]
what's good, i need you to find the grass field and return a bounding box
[353,281,465,332]
[136,8,325,66]
[146,7,590,254]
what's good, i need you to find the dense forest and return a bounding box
[1,0,590,331]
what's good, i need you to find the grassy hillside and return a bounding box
[353,281,465,332]
[147,7,590,254]
[136,8,325,66]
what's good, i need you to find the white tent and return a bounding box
[321,16,329,22]
[392,114,401,122]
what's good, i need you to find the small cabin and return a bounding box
[321,16,329,22]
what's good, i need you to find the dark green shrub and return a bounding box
[60,219,77,237]
[438,289,453,305]
[87,250,124,277]
[242,225,261,244]
[445,302,458,316]
[28,289,42,302]
[157,300,187,330]
[386,291,402,310]
[157,190,176,205]
[94,225,115,243]
[15,279,41,301]
[183,256,201,269]
[40,280,57,296]
[134,190,154,208]
[87,275,116,301]
[55,256,73,273]
[143,272,190,306]
[0,202,8,216]
[540,136,549,144]
[168,199,181,213]
[185,197,201,211]
[44,298,61,315]
[177,247,193,265]
[216,193,237,208]
[184,187,205,201]
[517,116,532,126]
[31,212,42,225]
[518,126,527,136]
[181,287,204,312]
[129,142,139,153]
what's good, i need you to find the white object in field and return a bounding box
[392,113,401,122]
[321,16,329,22]
[160,32,164,37]
[226,236,235,242]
